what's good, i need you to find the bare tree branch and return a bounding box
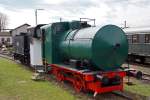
[0,12,8,32]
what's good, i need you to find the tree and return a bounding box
[0,12,8,32]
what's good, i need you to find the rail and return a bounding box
[0,53,148,99]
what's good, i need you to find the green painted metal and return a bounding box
[41,22,69,64]
[41,22,128,71]
[92,25,128,70]
[41,24,53,64]
[60,25,128,71]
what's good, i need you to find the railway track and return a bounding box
[0,53,148,100]
[112,91,133,100]
[0,53,13,61]
[142,73,150,81]
[128,62,150,68]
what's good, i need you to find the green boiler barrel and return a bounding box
[60,25,128,71]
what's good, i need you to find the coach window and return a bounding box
[1,38,4,42]
[127,35,132,43]
[145,34,150,43]
[7,38,10,42]
[132,34,139,43]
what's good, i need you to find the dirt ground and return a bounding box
[122,63,150,74]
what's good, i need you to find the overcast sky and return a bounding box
[0,0,150,29]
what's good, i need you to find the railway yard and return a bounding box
[1,0,150,100]
[0,52,150,100]
[0,21,150,100]
[0,22,150,100]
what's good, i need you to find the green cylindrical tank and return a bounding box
[60,25,128,71]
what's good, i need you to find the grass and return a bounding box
[125,78,150,97]
[0,57,76,100]
[0,57,150,99]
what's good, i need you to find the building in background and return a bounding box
[10,23,30,45]
[0,31,12,46]
[10,23,30,37]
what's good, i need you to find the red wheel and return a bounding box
[73,75,85,92]
[56,72,64,82]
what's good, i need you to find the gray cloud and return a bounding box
[40,0,98,15]
[1,0,150,27]
[1,0,150,15]
[104,0,150,7]
[0,0,42,10]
